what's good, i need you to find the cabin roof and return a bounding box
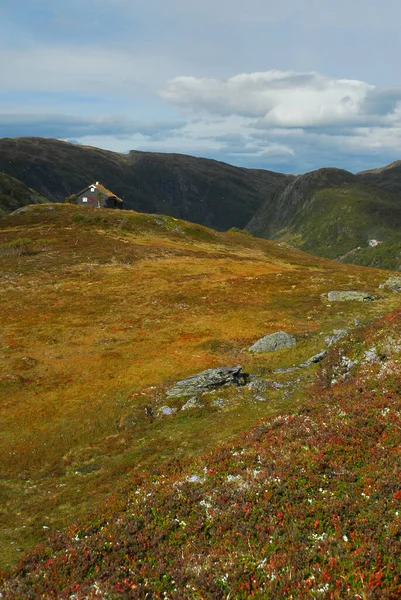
[76,183,123,201]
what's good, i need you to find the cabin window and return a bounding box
[90,187,95,192]
[82,197,88,202]
[89,197,94,202]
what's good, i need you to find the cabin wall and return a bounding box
[76,191,107,208]
[76,189,123,209]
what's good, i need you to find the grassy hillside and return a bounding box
[0,137,291,230]
[247,170,401,270]
[0,171,47,216]
[0,203,400,577]
[277,183,401,265]
[1,208,401,596]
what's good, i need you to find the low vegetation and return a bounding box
[2,307,401,598]
[1,203,401,596]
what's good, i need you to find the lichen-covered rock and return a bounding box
[166,366,244,398]
[327,291,374,302]
[248,331,296,353]
[299,350,327,367]
[211,398,230,408]
[325,329,348,347]
[181,397,204,410]
[156,406,177,416]
[384,276,401,292]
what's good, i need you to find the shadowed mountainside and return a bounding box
[0,137,291,230]
[0,171,47,216]
[358,160,401,194]
[2,137,401,269]
[247,167,401,270]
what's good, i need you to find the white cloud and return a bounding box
[161,70,401,128]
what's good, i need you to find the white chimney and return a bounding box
[96,181,99,185]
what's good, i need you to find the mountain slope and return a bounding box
[246,167,356,238]
[357,160,401,194]
[246,168,401,269]
[0,137,291,230]
[0,171,47,215]
[3,137,401,270]
[1,203,399,570]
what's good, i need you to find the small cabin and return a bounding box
[75,182,123,209]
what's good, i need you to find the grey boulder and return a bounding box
[384,276,401,292]
[248,331,296,353]
[166,366,245,398]
[327,291,374,302]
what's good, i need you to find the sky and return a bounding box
[1,0,401,173]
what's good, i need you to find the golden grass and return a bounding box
[0,204,400,568]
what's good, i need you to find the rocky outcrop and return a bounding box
[248,331,296,353]
[181,397,204,410]
[327,291,374,302]
[384,277,401,292]
[299,350,328,368]
[166,366,248,398]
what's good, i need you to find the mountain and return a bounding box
[2,137,401,269]
[358,160,401,194]
[1,204,401,596]
[0,137,291,230]
[1,202,399,573]
[0,171,47,216]
[246,167,401,270]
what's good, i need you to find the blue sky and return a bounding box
[1,0,401,173]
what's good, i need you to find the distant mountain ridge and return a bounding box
[0,137,291,231]
[1,136,401,269]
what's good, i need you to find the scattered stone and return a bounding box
[330,355,356,385]
[248,380,271,394]
[166,366,247,398]
[299,350,328,368]
[274,366,300,374]
[363,347,380,364]
[186,474,205,484]
[181,397,204,411]
[248,331,296,353]
[327,291,375,302]
[211,398,230,408]
[325,329,348,347]
[384,276,401,292]
[156,406,177,416]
